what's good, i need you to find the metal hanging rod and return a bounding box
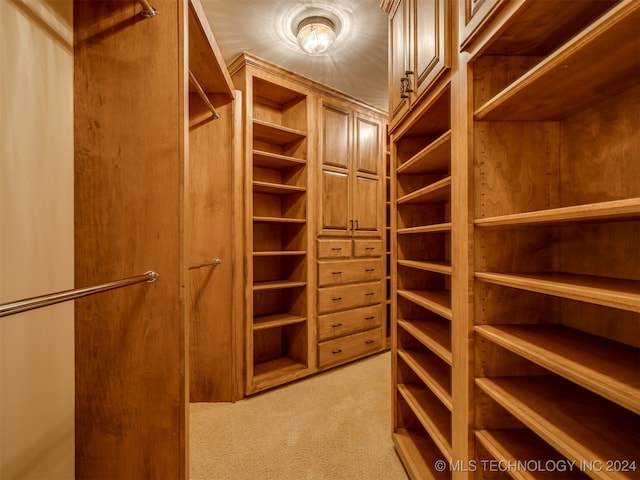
[0,271,159,318]
[189,71,222,120]
[138,0,158,18]
[189,258,222,270]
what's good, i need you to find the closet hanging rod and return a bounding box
[189,258,222,270]
[138,0,158,18]
[0,271,160,318]
[189,71,222,120]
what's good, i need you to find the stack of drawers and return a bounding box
[317,238,385,369]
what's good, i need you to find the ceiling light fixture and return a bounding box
[296,16,336,55]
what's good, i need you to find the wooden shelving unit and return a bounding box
[471,0,640,474]
[384,0,639,477]
[391,78,455,472]
[230,65,314,394]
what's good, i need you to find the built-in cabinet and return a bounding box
[384,0,640,478]
[384,0,452,130]
[74,0,234,477]
[316,98,387,370]
[230,53,387,394]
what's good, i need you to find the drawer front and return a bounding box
[318,329,383,368]
[318,304,383,341]
[318,282,384,314]
[318,259,382,287]
[317,239,352,259]
[353,239,382,257]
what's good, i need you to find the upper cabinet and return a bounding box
[318,98,385,238]
[384,0,451,131]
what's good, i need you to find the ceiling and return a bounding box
[200,0,390,111]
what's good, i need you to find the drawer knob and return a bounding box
[365,316,375,320]
[331,323,343,328]
[365,268,375,272]
[331,247,342,251]
[331,271,343,275]
[365,247,375,250]
[332,296,343,301]
[332,349,343,354]
[365,292,375,296]
[365,340,376,345]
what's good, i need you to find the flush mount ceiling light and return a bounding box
[296,16,336,55]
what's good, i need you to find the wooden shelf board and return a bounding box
[476,376,640,480]
[397,130,451,175]
[392,429,450,480]
[253,216,306,224]
[253,313,306,331]
[475,429,588,480]
[398,319,452,365]
[188,0,234,105]
[398,348,452,410]
[476,324,640,414]
[397,223,452,235]
[253,250,306,257]
[253,150,306,169]
[475,198,640,227]
[253,181,306,195]
[475,1,640,121]
[475,272,640,313]
[397,289,452,320]
[397,384,453,461]
[253,280,306,291]
[253,119,306,145]
[397,176,451,205]
[398,259,452,276]
[251,357,310,393]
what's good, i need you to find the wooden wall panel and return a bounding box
[74,1,187,478]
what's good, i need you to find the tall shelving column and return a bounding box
[465,0,640,471]
[243,72,314,394]
[391,83,454,479]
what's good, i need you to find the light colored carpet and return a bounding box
[189,351,409,480]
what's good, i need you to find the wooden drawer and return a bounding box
[318,304,383,341]
[318,328,383,368]
[318,281,383,314]
[353,239,382,257]
[317,239,352,259]
[318,259,382,287]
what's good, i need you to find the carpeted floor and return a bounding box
[189,351,409,480]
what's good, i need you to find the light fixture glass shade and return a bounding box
[296,16,336,55]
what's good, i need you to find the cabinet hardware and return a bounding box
[400,70,414,98]
[332,297,343,301]
[331,247,342,251]
[331,271,343,275]
[331,323,343,328]
[365,268,375,272]
[349,219,354,230]
[365,292,375,296]
[365,340,376,345]
[354,219,359,230]
[332,349,343,354]
[365,316,375,320]
[365,247,375,250]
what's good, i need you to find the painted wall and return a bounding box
[0,0,74,478]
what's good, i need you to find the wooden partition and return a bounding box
[74,0,234,477]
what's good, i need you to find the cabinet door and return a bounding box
[411,0,451,100]
[319,169,351,236]
[352,175,381,236]
[388,0,410,127]
[320,102,350,169]
[354,114,382,176]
